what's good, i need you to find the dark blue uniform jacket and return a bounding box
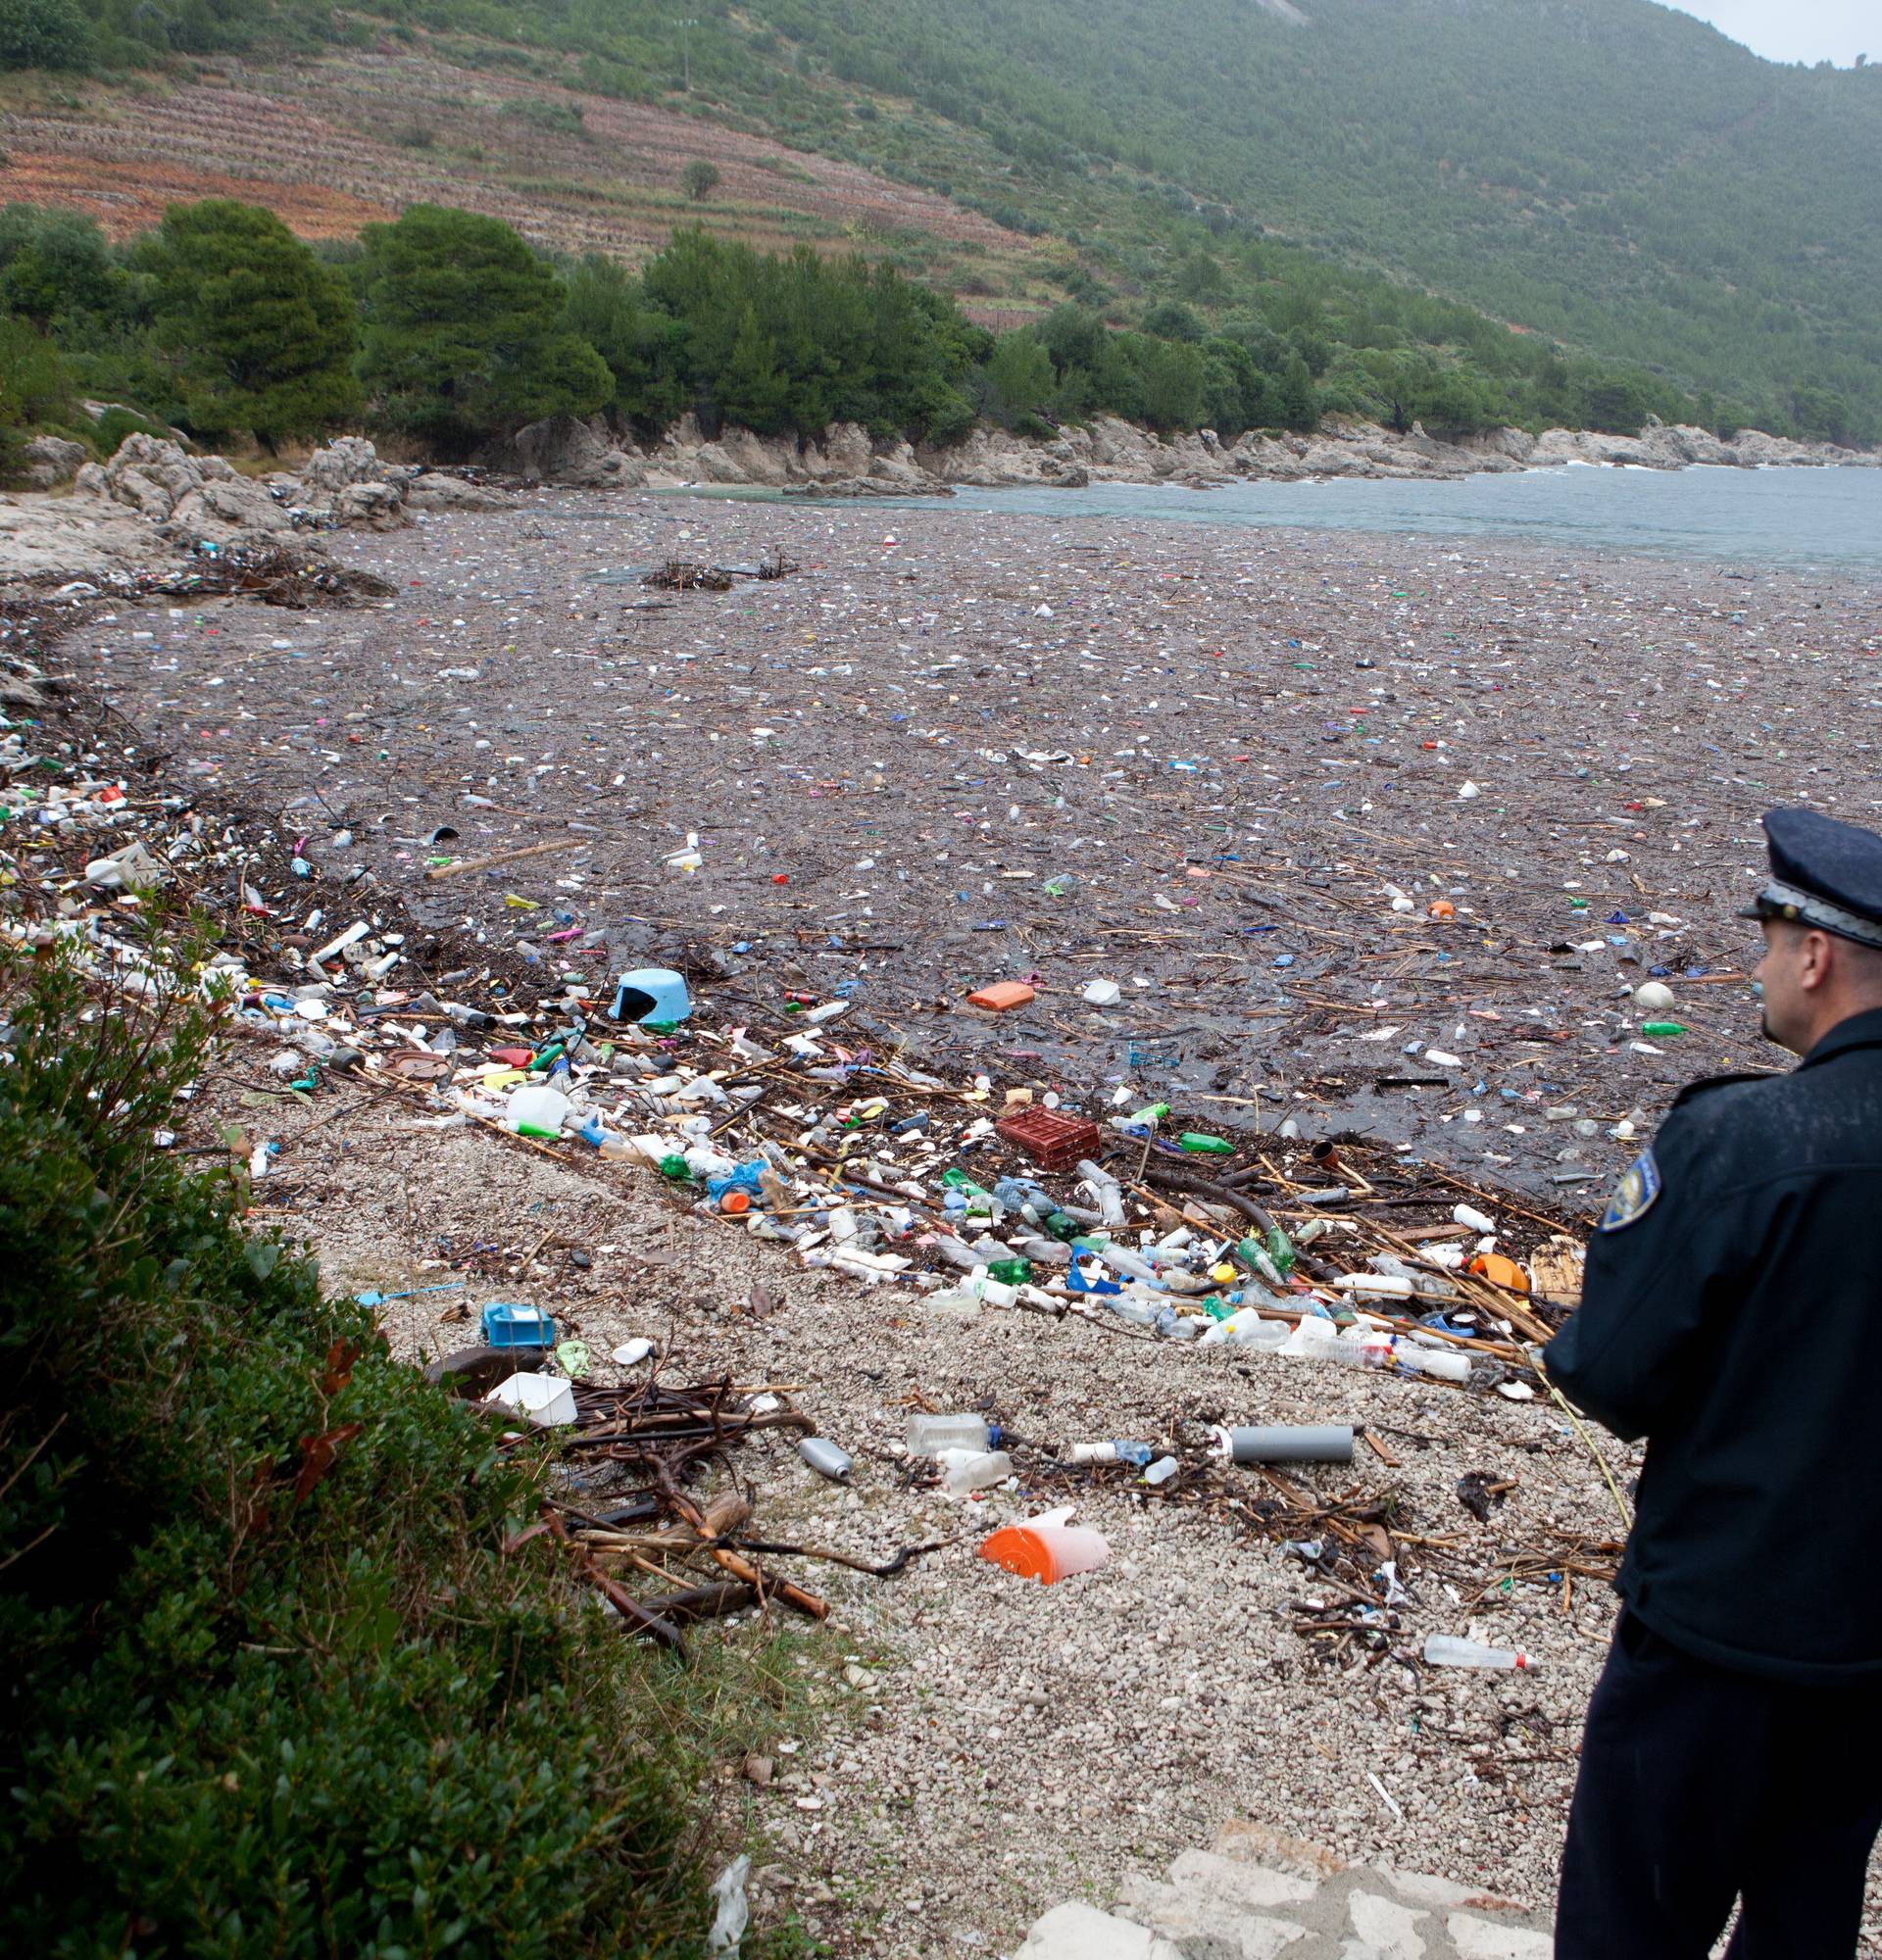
[1545,1006,1882,1684]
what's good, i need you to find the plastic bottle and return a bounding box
[507,1082,572,1135]
[1067,1440,1153,1466]
[1076,1160,1128,1229]
[936,1447,1013,1494]
[994,1176,1051,1213]
[907,1413,991,1455]
[1399,1344,1471,1384]
[798,1438,853,1481]
[1094,1241,1164,1287]
[984,1257,1033,1286]
[1178,1132,1235,1154]
[1423,1634,1535,1670]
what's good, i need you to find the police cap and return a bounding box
[1737,807,1882,951]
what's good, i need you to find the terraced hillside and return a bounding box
[0,48,1050,313]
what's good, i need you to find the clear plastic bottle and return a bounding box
[1423,1634,1534,1670]
[936,1447,1013,1494]
[907,1413,991,1455]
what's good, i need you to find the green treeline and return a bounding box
[10,0,1875,445]
[2,196,1720,479]
[16,0,1881,447]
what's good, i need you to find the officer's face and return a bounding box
[1749,921,1819,1058]
[1753,919,1812,1052]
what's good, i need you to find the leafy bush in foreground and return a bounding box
[0,943,715,1957]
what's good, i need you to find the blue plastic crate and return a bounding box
[481,1300,556,1348]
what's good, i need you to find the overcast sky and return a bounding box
[1661,0,1871,65]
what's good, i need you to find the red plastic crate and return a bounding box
[995,1106,1104,1172]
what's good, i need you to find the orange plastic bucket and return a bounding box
[979,1512,1110,1585]
[1468,1251,1530,1294]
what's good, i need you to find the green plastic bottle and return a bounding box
[1265,1225,1297,1277]
[1641,1021,1688,1038]
[985,1257,1033,1286]
[1178,1131,1235,1154]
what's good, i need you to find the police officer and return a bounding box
[1549,807,1882,1958]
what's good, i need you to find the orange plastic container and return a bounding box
[718,1189,752,1215]
[1428,900,1457,920]
[966,981,1036,1012]
[1468,1251,1531,1294]
[979,1507,1111,1585]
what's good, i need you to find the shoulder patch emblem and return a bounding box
[1600,1149,1661,1232]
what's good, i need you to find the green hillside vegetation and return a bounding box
[4,191,1718,475]
[13,0,1877,447]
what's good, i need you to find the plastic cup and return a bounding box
[979,1520,1111,1585]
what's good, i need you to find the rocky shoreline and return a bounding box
[488,408,1882,498]
[3,410,1875,587]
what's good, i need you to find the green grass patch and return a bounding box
[0,933,821,1956]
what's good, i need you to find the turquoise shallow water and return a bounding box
[756,464,1882,575]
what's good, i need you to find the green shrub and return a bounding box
[140,198,363,449]
[357,203,610,455]
[0,0,89,72]
[90,404,169,452]
[0,939,718,1956]
[0,312,74,482]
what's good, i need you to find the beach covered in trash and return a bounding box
[11,491,1882,1950]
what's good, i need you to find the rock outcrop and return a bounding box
[69,431,510,545]
[5,434,508,583]
[73,433,293,542]
[21,436,88,491]
[488,415,645,489]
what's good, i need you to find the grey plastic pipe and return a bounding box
[1215,1424,1355,1464]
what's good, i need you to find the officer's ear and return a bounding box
[1798,928,1838,994]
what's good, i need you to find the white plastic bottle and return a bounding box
[1423,1634,1534,1670]
[1400,1344,1472,1384]
[506,1082,572,1134]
